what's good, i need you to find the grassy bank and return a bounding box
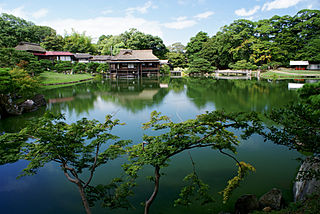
[260,70,320,79]
[39,71,93,85]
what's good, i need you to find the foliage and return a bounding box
[186,9,320,69]
[229,60,258,70]
[124,110,262,213]
[63,30,97,54]
[86,62,100,73]
[165,52,187,68]
[54,61,73,73]
[0,132,27,165]
[9,112,132,213]
[265,82,320,180]
[73,62,87,73]
[41,33,64,51]
[97,28,168,59]
[167,42,185,53]
[160,64,170,74]
[96,63,110,73]
[0,68,12,94]
[0,48,36,68]
[9,68,40,97]
[187,57,214,74]
[186,31,209,60]
[0,13,55,48]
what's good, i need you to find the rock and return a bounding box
[293,157,320,202]
[0,94,46,119]
[235,194,259,214]
[259,188,284,210]
[262,206,272,212]
[20,94,46,113]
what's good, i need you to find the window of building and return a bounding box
[128,64,134,68]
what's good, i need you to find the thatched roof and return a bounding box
[113,49,159,61]
[15,42,46,53]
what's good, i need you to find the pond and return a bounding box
[0,77,303,213]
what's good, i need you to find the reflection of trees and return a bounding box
[98,78,169,113]
[0,106,46,132]
[44,78,170,114]
[185,78,297,112]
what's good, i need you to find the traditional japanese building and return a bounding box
[34,51,75,61]
[290,61,309,70]
[15,42,46,54]
[109,49,160,77]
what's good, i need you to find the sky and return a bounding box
[0,0,319,46]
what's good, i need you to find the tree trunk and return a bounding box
[144,165,160,214]
[77,183,92,214]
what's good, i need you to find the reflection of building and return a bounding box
[109,49,160,77]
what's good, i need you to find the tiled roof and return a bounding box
[15,42,46,53]
[113,49,159,61]
[90,55,112,61]
[34,51,74,56]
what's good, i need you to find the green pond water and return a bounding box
[0,77,304,213]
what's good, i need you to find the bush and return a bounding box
[160,64,170,74]
[229,60,258,70]
[54,61,72,73]
[86,62,100,73]
[9,68,40,97]
[73,62,87,73]
[0,68,12,94]
[96,63,109,73]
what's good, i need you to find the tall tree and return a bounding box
[186,31,209,60]
[9,113,131,214]
[63,30,97,54]
[125,110,261,214]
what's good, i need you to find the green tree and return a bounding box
[229,60,258,70]
[86,62,100,73]
[160,64,170,74]
[0,68,12,94]
[96,63,110,73]
[54,61,72,73]
[63,30,96,54]
[73,62,87,73]
[124,110,261,214]
[9,68,40,97]
[41,33,65,51]
[8,113,131,214]
[167,42,185,53]
[265,82,320,180]
[187,57,215,74]
[186,31,209,60]
[165,52,187,68]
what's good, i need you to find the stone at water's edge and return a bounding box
[234,194,259,214]
[258,188,284,210]
[0,94,46,118]
[293,157,320,202]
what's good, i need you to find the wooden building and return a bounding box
[109,49,160,77]
[89,55,112,63]
[290,61,309,70]
[34,51,75,61]
[74,53,92,63]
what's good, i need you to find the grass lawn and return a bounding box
[39,71,93,84]
[282,70,320,74]
[261,70,320,79]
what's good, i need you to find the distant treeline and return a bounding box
[0,9,319,71]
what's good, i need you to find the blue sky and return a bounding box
[0,0,319,45]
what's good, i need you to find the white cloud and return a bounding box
[126,1,156,15]
[101,9,113,15]
[0,6,27,19]
[0,5,48,20]
[176,16,187,21]
[235,5,260,16]
[262,0,303,11]
[194,11,214,20]
[163,19,197,30]
[37,16,163,42]
[32,8,48,19]
[307,4,313,9]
